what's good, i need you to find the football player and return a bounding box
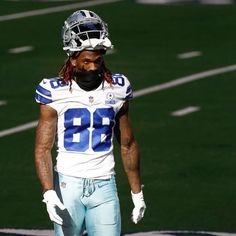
[34,10,146,236]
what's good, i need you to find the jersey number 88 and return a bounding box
[64,108,115,152]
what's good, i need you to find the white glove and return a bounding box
[43,190,66,225]
[131,190,146,224]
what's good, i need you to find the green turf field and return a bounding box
[0,0,236,234]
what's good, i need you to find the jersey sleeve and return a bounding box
[35,78,53,104]
[112,74,133,101]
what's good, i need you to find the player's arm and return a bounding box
[115,101,141,193]
[115,101,146,224]
[34,104,57,192]
[34,104,65,225]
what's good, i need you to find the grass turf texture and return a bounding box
[0,0,236,233]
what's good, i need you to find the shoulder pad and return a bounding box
[112,74,133,100]
[35,77,66,104]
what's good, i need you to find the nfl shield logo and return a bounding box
[89,96,94,103]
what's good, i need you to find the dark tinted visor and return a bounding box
[87,32,100,39]
[79,22,103,32]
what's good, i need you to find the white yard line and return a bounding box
[8,45,34,54]
[1,63,236,138]
[177,51,202,59]
[171,106,200,116]
[0,100,7,106]
[0,229,53,236]
[133,63,236,98]
[0,121,38,138]
[0,0,123,22]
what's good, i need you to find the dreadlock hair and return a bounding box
[58,51,113,90]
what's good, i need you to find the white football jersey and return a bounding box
[35,74,133,179]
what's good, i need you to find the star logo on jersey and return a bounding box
[105,92,116,104]
[89,96,94,103]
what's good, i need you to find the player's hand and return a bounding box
[131,190,146,224]
[43,190,66,225]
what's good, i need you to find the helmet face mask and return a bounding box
[62,10,113,56]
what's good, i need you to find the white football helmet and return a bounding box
[62,10,113,56]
